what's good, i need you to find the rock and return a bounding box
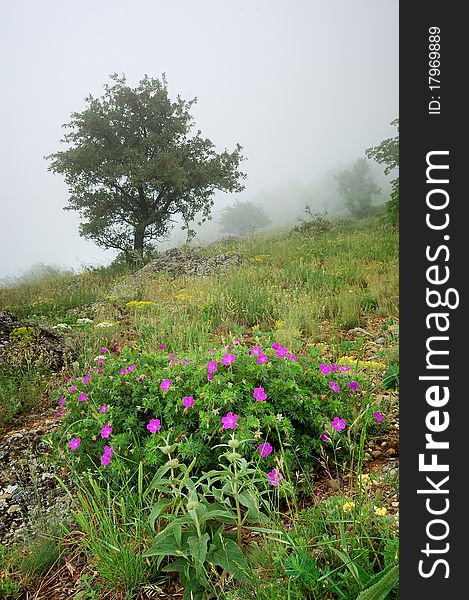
[326,479,341,491]
[0,415,74,545]
[0,309,75,371]
[109,248,245,299]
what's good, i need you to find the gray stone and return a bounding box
[109,248,245,299]
[0,309,75,371]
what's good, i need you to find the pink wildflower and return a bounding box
[221,412,238,429]
[147,419,161,433]
[206,360,217,374]
[253,387,267,401]
[258,442,273,457]
[331,416,346,431]
[68,437,81,451]
[221,353,236,366]
[268,469,282,486]
[160,379,171,391]
[275,347,288,358]
[100,424,112,439]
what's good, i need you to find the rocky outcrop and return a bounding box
[0,310,74,371]
[109,248,244,299]
[0,414,73,545]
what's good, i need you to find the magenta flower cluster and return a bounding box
[100,445,114,467]
[160,379,171,391]
[319,363,351,375]
[62,339,376,485]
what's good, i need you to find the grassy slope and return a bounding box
[0,216,399,599]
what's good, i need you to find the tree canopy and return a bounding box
[46,74,246,261]
[219,200,271,235]
[366,118,399,222]
[335,158,381,219]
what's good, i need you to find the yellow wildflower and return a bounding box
[125,300,153,309]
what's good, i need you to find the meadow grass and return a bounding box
[0,215,399,599]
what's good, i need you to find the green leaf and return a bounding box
[187,533,210,565]
[149,498,173,531]
[143,528,181,558]
[207,536,249,582]
[237,490,263,522]
[198,507,237,526]
[143,465,172,498]
[173,522,182,549]
[162,557,189,575]
[356,564,399,600]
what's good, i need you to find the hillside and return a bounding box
[0,215,399,599]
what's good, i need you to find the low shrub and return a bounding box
[48,337,384,489]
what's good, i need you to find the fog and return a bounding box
[0,0,398,281]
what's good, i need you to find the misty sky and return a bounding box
[0,0,398,280]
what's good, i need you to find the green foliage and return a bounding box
[66,472,159,598]
[46,73,246,261]
[0,546,23,599]
[356,564,399,600]
[383,363,399,391]
[49,340,377,484]
[143,448,263,599]
[335,158,381,219]
[366,119,399,224]
[219,200,271,235]
[293,206,331,235]
[253,495,399,600]
[0,368,51,429]
[20,537,60,577]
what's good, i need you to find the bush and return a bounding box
[48,337,383,489]
[294,206,331,236]
[219,200,271,235]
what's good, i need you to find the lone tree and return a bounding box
[219,200,271,235]
[46,74,246,262]
[335,157,381,219]
[366,118,399,223]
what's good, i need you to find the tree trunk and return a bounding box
[133,226,145,257]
